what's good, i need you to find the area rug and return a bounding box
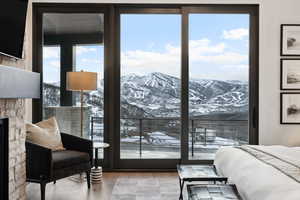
[111,174,185,200]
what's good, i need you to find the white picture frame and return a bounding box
[281,24,300,56]
[281,93,300,124]
[281,59,300,90]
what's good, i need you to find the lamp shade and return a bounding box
[66,71,97,91]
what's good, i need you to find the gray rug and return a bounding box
[111,174,186,200]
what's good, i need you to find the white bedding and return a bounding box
[214,145,300,200]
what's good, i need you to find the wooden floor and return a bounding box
[26,172,186,200]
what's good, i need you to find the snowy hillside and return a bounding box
[43,72,248,119]
[121,72,248,118]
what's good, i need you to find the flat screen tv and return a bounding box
[0,0,28,59]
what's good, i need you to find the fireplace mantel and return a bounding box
[0,65,40,99]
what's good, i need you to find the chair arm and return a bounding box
[25,141,52,181]
[60,133,93,164]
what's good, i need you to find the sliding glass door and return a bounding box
[120,13,181,160]
[34,4,258,170]
[188,13,250,160]
[115,6,257,169]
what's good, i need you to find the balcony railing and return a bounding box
[90,116,248,158]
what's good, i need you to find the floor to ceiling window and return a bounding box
[34,4,258,169]
[41,12,106,159]
[120,14,181,159]
[42,46,61,110]
[188,13,250,160]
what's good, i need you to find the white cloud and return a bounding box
[49,61,60,68]
[121,38,248,79]
[223,28,249,40]
[192,53,248,65]
[189,39,247,64]
[121,47,181,77]
[44,46,98,59]
[80,58,102,65]
[223,64,248,69]
[76,46,97,55]
[190,39,225,54]
[190,64,249,81]
[43,47,60,59]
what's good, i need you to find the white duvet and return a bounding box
[214,145,300,200]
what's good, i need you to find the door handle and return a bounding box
[252,107,257,129]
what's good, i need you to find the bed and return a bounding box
[214,145,300,200]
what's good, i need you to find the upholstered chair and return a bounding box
[25,133,93,200]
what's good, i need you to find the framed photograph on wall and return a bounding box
[281,59,300,90]
[281,24,300,56]
[281,93,300,124]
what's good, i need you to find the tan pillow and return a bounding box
[26,117,65,151]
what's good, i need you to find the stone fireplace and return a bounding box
[0,100,27,199]
[0,118,9,200]
[0,1,32,199]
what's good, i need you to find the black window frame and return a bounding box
[32,3,259,171]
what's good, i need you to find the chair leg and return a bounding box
[53,180,56,184]
[40,182,46,200]
[86,171,91,189]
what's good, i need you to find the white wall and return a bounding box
[32,0,300,146]
[258,0,300,146]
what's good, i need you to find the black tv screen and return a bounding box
[0,0,28,59]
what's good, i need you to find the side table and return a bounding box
[91,142,110,184]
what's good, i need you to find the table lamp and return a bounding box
[66,70,97,138]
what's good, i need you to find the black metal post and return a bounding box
[94,147,99,168]
[139,119,143,158]
[91,117,94,141]
[60,43,75,106]
[191,119,194,157]
[204,128,207,146]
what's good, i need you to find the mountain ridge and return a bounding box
[44,72,248,119]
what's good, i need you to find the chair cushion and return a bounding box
[26,117,65,151]
[52,150,90,169]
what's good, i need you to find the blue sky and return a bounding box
[43,13,249,83]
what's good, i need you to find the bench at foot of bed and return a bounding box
[187,184,242,200]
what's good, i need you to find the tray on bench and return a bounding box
[177,165,227,182]
[177,165,228,200]
[187,184,242,200]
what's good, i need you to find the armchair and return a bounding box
[26,133,93,200]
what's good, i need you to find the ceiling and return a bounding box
[43,13,104,36]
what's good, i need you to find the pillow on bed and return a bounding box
[26,117,65,151]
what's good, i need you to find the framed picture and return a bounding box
[281,59,300,90]
[281,93,300,124]
[281,24,300,56]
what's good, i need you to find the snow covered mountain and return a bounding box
[43,72,248,119]
[120,72,248,118]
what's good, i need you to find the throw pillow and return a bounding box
[26,117,65,151]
